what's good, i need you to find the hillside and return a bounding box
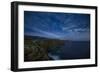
[24,35,66,61]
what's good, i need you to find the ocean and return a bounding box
[48,41,90,60]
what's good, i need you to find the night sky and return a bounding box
[24,11,90,41]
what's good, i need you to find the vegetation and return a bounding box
[24,36,65,61]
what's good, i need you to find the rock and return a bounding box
[24,37,65,61]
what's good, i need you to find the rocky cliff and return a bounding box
[24,36,65,61]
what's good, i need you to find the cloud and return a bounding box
[62,25,76,31]
[25,27,64,39]
[25,26,90,41]
[24,11,90,41]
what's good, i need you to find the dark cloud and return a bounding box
[24,11,90,41]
